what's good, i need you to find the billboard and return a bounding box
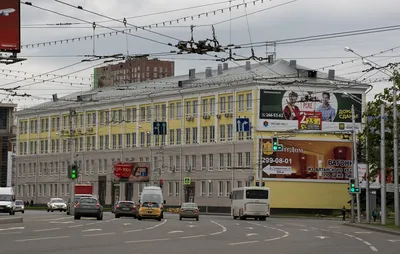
[260,138,353,181]
[0,0,21,53]
[257,89,363,132]
[113,162,150,182]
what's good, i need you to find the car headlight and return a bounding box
[6,204,11,207]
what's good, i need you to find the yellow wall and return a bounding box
[265,181,349,209]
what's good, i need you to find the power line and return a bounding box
[21,0,236,26]
[22,1,175,48]
[54,0,181,42]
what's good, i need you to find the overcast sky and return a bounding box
[0,0,399,109]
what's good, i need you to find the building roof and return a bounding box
[16,59,368,116]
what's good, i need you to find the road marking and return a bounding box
[388,239,400,242]
[0,227,24,231]
[126,238,170,244]
[188,225,196,228]
[68,224,83,228]
[363,241,372,246]
[15,236,70,242]
[370,246,378,252]
[329,226,340,229]
[249,222,290,242]
[236,223,240,225]
[50,221,73,224]
[246,227,254,230]
[26,216,71,222]
[180,234,205,239]
[209,221,227,236]
[124,223,131,226]
[82,229,102,232]
[276,224,283,226]
[124,219,167,233]
[229,240,259,246]
[83,232,116,237]
[299,229,308,232]
[0,231,22,235]
[246,233,258,236]
[316,236,329,240]
[355,231,372,234]
[34,228,61,232]
[168,230,184,234]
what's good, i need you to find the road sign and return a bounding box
[183,177,191,185]
[387,183,400,193]
[153,121,167,135]
[236,118,250,132]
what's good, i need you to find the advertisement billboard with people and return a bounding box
[257,89,363,132]
[0,0,20,53]
[260,138,353,182]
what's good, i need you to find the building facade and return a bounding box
[93,57,175,88]
[14,59,369,211]
[0,103,17,187]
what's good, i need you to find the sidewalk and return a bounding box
[344,222,400,236]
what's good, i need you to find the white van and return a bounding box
[0,187,16,215]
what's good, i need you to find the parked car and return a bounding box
[179,202,199,221]
[114,201,138,218]
[74,197,103,220]
[47,198,67,212]
[14,200,25,214]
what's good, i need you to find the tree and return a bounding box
[359,69,400,188]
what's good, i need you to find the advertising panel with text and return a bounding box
[261,138,353,181]
[0,0,20,53]
[257,89,362,132]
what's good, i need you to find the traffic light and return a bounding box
[159,179,163,189]
[348,178,360,193]
[272,137,283,152]
[68,164,79,180]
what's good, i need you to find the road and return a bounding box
[0,212,399,253]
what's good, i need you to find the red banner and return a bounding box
[298,111,322,131]
[0,0,20,53]
[113,162,150,182]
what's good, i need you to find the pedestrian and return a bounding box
[372,210,377,222]
[341,206,346,221]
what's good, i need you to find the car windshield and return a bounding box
[80,198,97,204]
[141,194,162,204]
[182,203,197,208]
[52,199,64,203]
[0,195,12,201]
[15,201,24,205]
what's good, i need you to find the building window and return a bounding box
[218,181,223,197]
[219,125,225,141]
[202,127,208,143]
[246,93,252,111]
[219,154,224,171]
[208,154,213,171]
[208,181,213,197]
[245,152,251,167]
[238,94,244,111]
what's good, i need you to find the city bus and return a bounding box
[230,186,270,220]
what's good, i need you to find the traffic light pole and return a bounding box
[69,108,76,216]
[352,105,361,223]
[380,104,387,225]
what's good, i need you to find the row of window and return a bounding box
[18,93,253,133]
[16,183,70,198]
[16,152,253,178]
[18,125,253,155]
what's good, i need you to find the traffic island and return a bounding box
[344,222,400,236]
[0,216,23,224]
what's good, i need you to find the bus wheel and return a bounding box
[260,217,267,221]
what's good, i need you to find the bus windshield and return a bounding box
[246,189,269,199]
[141,193,162,204]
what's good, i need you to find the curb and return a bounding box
[343,223,400,236]
[0,217,23,224]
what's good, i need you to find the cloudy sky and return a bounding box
[0,0,399,109]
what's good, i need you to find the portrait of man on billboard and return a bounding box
[316,92,336,122]
[283,91,300,120]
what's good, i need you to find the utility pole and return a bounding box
[352,105,361,223]
[393,87,400,227]
[380,104,387,225]
[365,132,370,223]
[69,108,76,216]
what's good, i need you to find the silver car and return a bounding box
[74,197,103,220]
[14,200,25,214]
[47,198,67,212]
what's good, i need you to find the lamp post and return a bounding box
[345,46,399,226]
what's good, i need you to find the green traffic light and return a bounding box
[350,188,355,192]
[273,146,277,150]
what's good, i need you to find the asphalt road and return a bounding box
[0,212,399,254]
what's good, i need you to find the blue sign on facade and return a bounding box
[152,121,167,135]
[236,118,250,132]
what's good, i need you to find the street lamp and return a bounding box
[345,46,399,227]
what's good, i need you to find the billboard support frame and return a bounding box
[0,53,26,65]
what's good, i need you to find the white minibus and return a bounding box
[230,186,270,220]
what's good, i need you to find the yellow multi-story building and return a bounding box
[14,59,369,213]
